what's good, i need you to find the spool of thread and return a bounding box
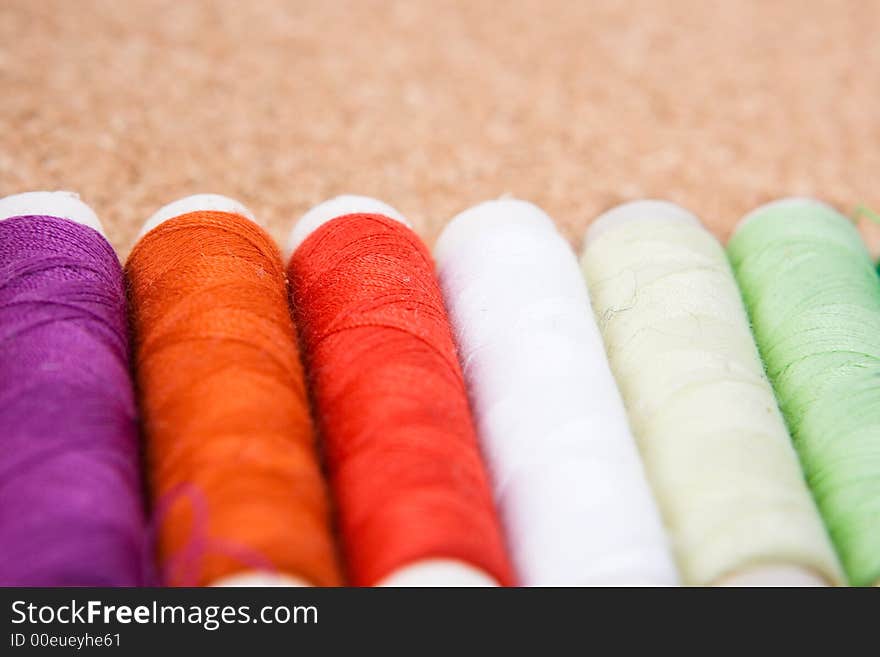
[287,195,513,587]
[434,199,678,586]
[728,198,880,587]
[0,191,149,586]
[580,200,843,586]
[126,194,340,587]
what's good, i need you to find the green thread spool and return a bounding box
[728,198,880,586]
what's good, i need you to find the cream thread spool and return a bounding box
[288,195,498,588]
[581,200,843,587]
[434,198,679,586]
[140,194,309,589]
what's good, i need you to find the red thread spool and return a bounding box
[287,197,514,586]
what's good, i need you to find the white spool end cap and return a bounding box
[285,195,409,260]
[140,194,256,238]
[716,565,828,587]
[210,571,311,587]
[584,200,700,247]
[733,197,837,235]
[435,198,556,263]
[376,559,499,587]
[0,191,104,236]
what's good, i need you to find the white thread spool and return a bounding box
[581,200,843,587]
[434,199,678,586]
[139,194,308,589]
[0,191,104,235]
[288,195,498,588]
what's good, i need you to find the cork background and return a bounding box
[1,0,879,256]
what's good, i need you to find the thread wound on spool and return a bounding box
[140,194,257,238]
[0,215,149,585]
[435,199,678,585]
[289,213,514,586]
[285,195,409,258]
[126,211,341,587]
[0,191,104,236]
[728,200,880,586]
[581,201,843,586]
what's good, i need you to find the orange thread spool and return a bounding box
[288,205,514,586]
[126,203,340,587]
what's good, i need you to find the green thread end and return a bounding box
[852,204,880,227]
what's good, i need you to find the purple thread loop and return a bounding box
[152,482,280,586]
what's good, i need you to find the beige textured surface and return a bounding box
[1,0,879,256]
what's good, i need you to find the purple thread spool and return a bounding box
[0,192,150,586]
